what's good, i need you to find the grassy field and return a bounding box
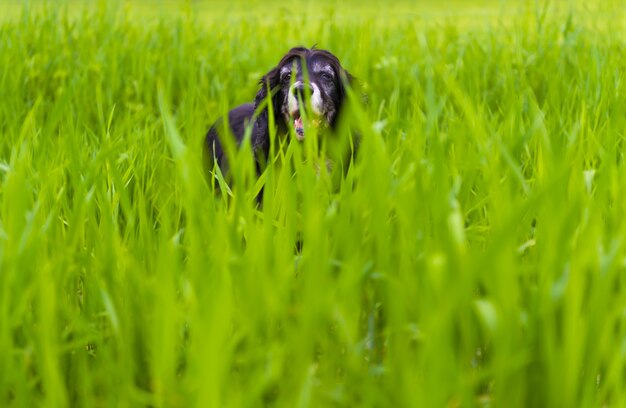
[2,0,626,406]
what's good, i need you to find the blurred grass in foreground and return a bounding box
[2,1,626,406]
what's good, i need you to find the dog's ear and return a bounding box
[252,65,284,158]
[251,65,282,155]
[254,68,280,109]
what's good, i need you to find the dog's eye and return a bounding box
[320,72,333,81]
[282,72,292,82]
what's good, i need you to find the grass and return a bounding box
[2,0,626,406]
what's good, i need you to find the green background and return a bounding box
[1,1,626,406]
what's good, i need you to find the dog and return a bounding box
[204,46,354,183]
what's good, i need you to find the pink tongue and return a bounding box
[294,117,303,129]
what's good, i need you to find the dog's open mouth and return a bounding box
[292,110,305,140]
[291,110,323,141]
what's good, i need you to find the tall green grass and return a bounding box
[2,1,626,406]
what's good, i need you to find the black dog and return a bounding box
[204,46,354,181]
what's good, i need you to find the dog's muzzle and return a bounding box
[288,81,323,140]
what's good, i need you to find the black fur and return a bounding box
[204,46,353,180]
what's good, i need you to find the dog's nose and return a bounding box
[293,83,314,100]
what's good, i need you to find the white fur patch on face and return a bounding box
[310,83,323,116]
[288,81,323,116]
[288,81,300,115]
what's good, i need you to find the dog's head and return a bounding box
[254,47,353,141]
